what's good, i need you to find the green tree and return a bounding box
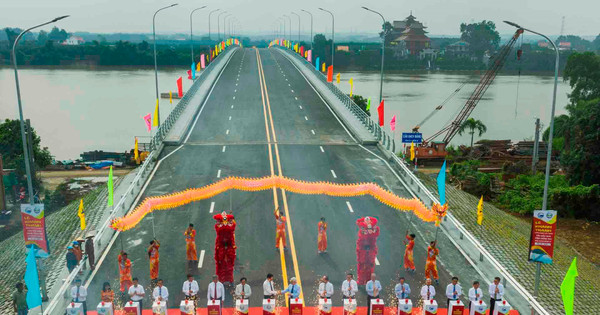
[313,33,331,64]
[556,35,593,51]
[350,94,370,115]
[48,26,68,42]
[379,21,394,46]
[457,118,487,147]
[593,34,600,51]
[459,21,500,59]
[37,30,48,46]
[563,52,600,103]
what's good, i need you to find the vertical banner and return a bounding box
[143,113,152,132]
[315,57,319,70]
[177,76,183,97]
[21,204,49,257]
[327,65,333,82]
[307,50,312,63]
[191,63,196,80]
[201,54,206,69]
[528,210,557,264]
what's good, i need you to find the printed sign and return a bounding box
[402,132,423,143]
[21,203,49,257]
[528,210,557,264]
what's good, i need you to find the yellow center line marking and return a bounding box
[255,48,290,303]
[258,48,305,306]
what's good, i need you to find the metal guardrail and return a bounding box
[45,46,238,315]
[277,46,549,315]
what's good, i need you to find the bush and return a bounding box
[550,184,600,220]
[449,160,495,197]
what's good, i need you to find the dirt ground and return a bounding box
[40,168,131,190]
[555,218,600,265]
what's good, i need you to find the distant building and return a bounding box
[445,41,470,58]
[558,41,572,50]
[390,13,431,56]
[63,35,85,46]
[537,40,549,48]
[336,45,350,52]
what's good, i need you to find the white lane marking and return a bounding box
[226,129,230,135]
[231,105,234,109]
[209,201,215,213]
[304,116,308,121]
[233,96,236,100]
[291,89,294,93]
[198,250,206,268]
[234,89,237,93]
[331,169,337,178]
[320,146,325,153]
[236,83,238,86]
[288,83,291,86]
[184,49,238,143]
[295,97,298,100]
[229,116,232,120]
[346,201,354,213]
[299,105,303,109]
[217,170,222,178]
[222,146,226,152]
[375,257,380,266]
[311,129,315,135]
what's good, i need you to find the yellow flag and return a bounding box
[134,137,140,165]
[169,91,172,104]
[410,141,415,161]
[322,63,326,72]
[336,73,340,84]
[78,199,86,230]
[477,196,484,225]
[349,78,354,97]
[153,99,159,127]
[196,61,201,72]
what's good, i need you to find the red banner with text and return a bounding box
[528,210,557,264]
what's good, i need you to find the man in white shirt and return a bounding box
[445,277,462,307]
[489,277,505,314]
[128,277,145,311]
[365,273,382,315]
[468,281,483,310]
[263,273,279,299]
[318,275,334,298]
[394,277,411,300]
[182,274,199,314]
[207,275,225,302]
[420,278,436,301]
[235,277,252,300]
[153,279,169,303]
[71,279,88,314]
[341,273,358,299]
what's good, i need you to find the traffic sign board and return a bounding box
[401,132,423,143]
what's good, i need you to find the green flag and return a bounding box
[561,257,578,315]
[107,166,114,206]
[366,98,371,111]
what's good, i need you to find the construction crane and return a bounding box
[413,28,524,160]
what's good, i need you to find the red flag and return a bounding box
[378,99,385,126]
[327,65,333,82]
[177,77,183,97]
[187,69,192,80]
[300,46,305,57]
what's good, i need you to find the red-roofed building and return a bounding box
[390,13,431,56]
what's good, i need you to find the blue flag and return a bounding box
[191,63,196,80]
[316,57,320,71]
[25,246,42,309]
[437,160,447,205]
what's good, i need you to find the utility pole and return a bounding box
[531,118,540,174]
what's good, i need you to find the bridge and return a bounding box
[45,45,547,314]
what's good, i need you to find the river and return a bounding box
[0,67,570,160]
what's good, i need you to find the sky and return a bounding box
[2,0,599,38]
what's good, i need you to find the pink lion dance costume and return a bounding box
[213,211,236,283]
[356,216,380,285]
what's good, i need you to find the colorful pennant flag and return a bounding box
[390,115,396,131]
[561,257,578,315]
[169,91,172,104]
[327,65,333,82]
[410,141,415,161]
[177,76,183,97]
[438,160,447,205]
[477,195,484,225]
[77,199,86,230]
[201,54,206,69]
[107,166,114,207]
[24,246,41,309]
[196,61,201,72]
[187,69,192,80]
[322,62,326,73]
[143,113,152,132]
[308,50,312,62]
[349,78,354,97]
[191,63,196,80]
[134,137,140,165]
[377,99,384,126]
[336,73,340,84]
[315,57,320,70]
[366,98,371,112]
[153,99,159,127]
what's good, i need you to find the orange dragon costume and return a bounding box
[214,211,236,283]
[356,216,380,285]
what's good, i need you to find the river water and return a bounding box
[0,67,570,160]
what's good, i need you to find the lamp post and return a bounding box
[223,14,232,39]
[190,6,207,64]
[283,15,292,41]
[217,11,227,40]
[301,9,313,50]
[291,12,301,43]
[153,3,178,128]
[208,9,220,40]
[318,7,335,69]
[362,6,386,104]
[504,20,559,315]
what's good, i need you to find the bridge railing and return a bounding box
[277,46,549,315]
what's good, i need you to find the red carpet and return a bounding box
[87,306,520,314]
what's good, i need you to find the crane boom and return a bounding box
[424,28,524,144]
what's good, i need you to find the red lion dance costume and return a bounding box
[356,216,380,285]
[213,211,236,283]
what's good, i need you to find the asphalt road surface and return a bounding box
[86,48,483,311]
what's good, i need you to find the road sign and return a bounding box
[528,210,557,264]
[401,133,423,144]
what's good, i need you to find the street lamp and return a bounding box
[153,3,178,127]
[362,6,386,104]
[283,15,292,41]
[217,11,227,40]
[291,12,301,43]
[223,14,232,39]
[301,9,313,50]
[504,20,560,315]
[208,9,220,40]
[318,7,335,69]
[190,6,207,65]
